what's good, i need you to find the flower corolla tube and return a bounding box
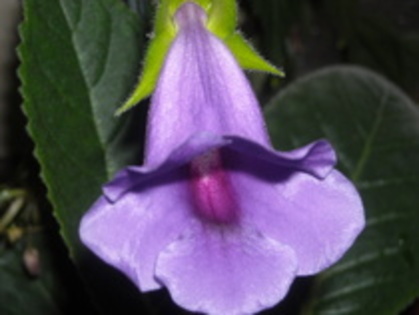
[80,2,365,315]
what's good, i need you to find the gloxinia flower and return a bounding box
[80,2,364,315]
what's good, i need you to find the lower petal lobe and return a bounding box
[156,224,297,315]
[226,146,365,275]
[79,169,192,291]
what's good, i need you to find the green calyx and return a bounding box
[116,0,283,115]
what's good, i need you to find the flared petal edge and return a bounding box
[156,224,298,315]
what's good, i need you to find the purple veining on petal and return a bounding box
[145,2,270,167]
[174,0,208,28]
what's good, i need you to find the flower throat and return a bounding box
[189,150,239,224]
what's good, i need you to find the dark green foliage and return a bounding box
[265,66,419,315]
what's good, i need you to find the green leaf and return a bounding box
[265,66,419,315]
[20,0,142,257]
[323,0,419,98]
[19,0,150,313]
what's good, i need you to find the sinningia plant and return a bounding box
[80,1,364,314]
[17,0,419,314]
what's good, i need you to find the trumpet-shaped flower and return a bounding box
[80,2,364,315]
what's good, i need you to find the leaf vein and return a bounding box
[91,1,112,88]
[321,245,400,279]
[57,0,109,174]
[351,91,388,181]
[317,278,393,304]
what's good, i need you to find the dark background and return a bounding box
[1,0,418,314]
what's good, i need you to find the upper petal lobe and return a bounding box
[146,3,269,166]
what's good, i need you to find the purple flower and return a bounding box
[80,3,364,315]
